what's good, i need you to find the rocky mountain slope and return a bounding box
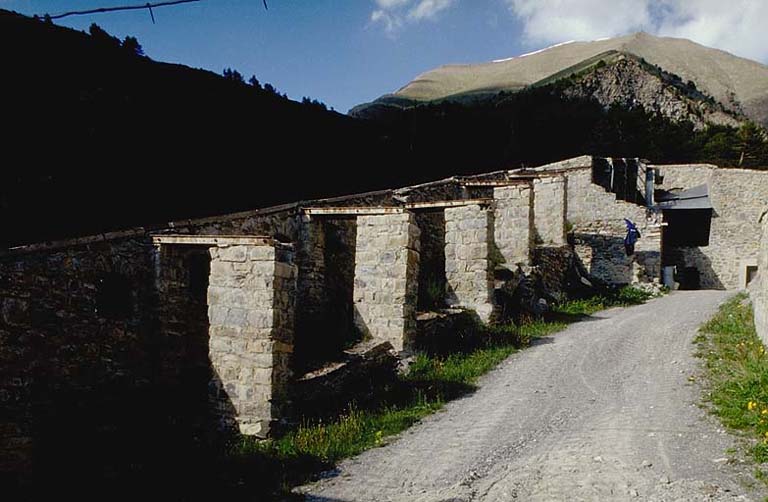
[560,54,742,129]
[352,32,768,128]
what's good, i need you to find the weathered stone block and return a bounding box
[218,245,248,263]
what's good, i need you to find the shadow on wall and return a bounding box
[573,233,633,285]
[3,243,245,501]
[294,218,360,374]
[663,246,725,290]
[417,210,447,312]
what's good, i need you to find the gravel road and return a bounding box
[298,291,768,501]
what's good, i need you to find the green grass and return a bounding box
[696,294,768,463]
[553,285,657,316]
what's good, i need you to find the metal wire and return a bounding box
[48,0,203,20]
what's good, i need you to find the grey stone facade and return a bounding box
[353,213,420,352]
[532,176,566,246]
[493,183,533,268]
[445,204,495,322]
[653,165,768,289]
[564,168,661,285]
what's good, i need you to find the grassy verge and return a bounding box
[696,294,768,466]
[552,284,658,316]
[228,287,655,498]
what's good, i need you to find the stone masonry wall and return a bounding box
[0,237,156,476]
[753,212,768,346]
[565,168,660,284]
[445,204,495,322]
[493,183,533,268]
[206,244,296,437]
[532,176,566,246]
[415,211,446,311]
[656,166,768,289]
[353,213,420,352]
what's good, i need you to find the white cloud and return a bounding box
[656,0,768,62]
[506,0,654,45]
[408,0,456,21]
[504,0,768,63]
[370,0,456,36]
[375,0,411,9]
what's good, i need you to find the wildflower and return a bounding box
[748,401,758,411]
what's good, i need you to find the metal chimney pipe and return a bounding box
[645,165,655,207]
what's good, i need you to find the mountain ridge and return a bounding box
[353,32,768,127]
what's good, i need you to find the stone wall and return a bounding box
[532,246,577,301]
[293,216,360,370]
[564,168,660,284]
[565,168,648,227]
[205,243,296,437]
[0,235,298,479]
[353,213,420,352]
[445,204,495,322]
[493,183,533,268]
[0,237,156,475]
[415,211,446,310]
[753,211,768,346]
[656,166,768,289]
[532,176,566,246]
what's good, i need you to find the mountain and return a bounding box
[352,32,768,128]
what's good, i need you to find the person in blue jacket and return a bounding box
[624,218,641,256]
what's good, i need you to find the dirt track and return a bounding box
[298,291,767,501]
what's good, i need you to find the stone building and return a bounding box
[752,210,768,345]
[1,155,765,476]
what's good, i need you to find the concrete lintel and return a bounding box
[151,234,277,247]
[405,198,492,209]
[506,172,568,179]
[461,181,531,187]
[302,207,406,216]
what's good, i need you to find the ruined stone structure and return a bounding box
[2,156,765,477]
[652,165,768,289]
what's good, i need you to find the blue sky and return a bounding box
[2,1,767,113]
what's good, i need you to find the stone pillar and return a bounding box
[493,183,533,268]
[353,212,420,352]
[445,204,495,323]
[533,176,566,246]
[207,243,296,437]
